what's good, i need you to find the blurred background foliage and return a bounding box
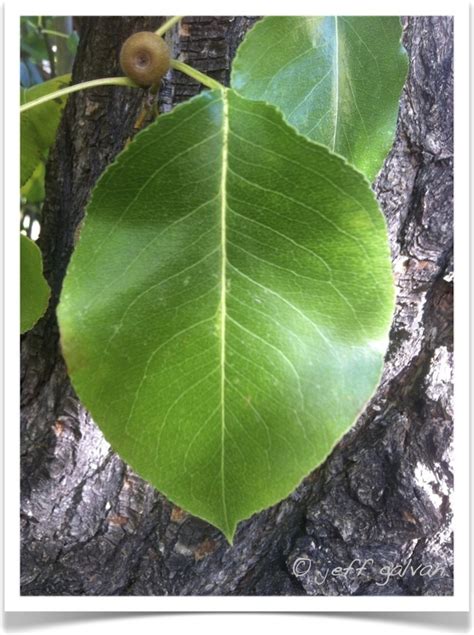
[20,16,78,239]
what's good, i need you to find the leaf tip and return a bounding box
[222,524,237,546]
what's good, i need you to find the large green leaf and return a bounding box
[58,89,394,541]
[20,74,71,186]
[21,234,50,333]
[231,17,408,181]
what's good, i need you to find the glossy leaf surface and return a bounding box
[21,234,50,333]
[58,89,394,541]
[232,17,408,181]
[20,74,70,185]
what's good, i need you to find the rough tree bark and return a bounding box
[20,16,453,596]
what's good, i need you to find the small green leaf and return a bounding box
[67,31,79,55]
[20,74,71,186]
[58,89,394,541]
[21,234,50,333]
[21,161,46,204]
[232,17,408,181]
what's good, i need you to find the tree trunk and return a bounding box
[20,16,453,596]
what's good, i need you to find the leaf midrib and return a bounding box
[219,88,230,533]
[332,15,339,152]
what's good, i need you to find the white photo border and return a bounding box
[4,0,470,612]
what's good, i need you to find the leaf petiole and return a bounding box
[170,59,224,91]
[40,28,70,40]
[20,42,223,115]
[20,77,139,113]
[155,16,183,37]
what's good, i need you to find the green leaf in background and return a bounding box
[20,74,71,186]
[21,161,46,204]
[21,17,50,67]
[67,31,79,55]
[21,234,50,333]
[58,89,394,541]
[231,17,408,181]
